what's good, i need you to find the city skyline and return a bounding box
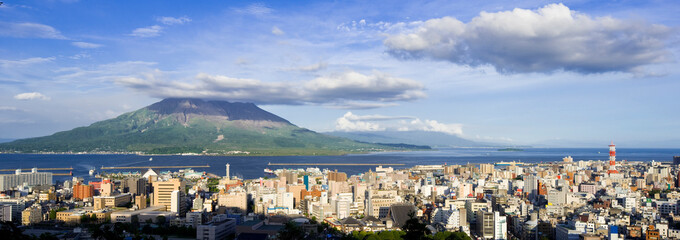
[1,0,679,147]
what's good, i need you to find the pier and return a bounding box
[0,167,74,171]
[53,172,73,176]
[268,163,405,166]
[100,165,210,170]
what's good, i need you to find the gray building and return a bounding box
[196,214,236,240]
[0,169,52,191]
[0,204,13,222]
[0,199,26,223]
[123,177,148,196]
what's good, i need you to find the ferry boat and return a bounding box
[264,168,274,175]
[494,161,524,166]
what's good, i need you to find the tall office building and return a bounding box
[152,178,185,210]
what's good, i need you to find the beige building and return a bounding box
[218,191,248,213]
[100,180,114,197]
[93,193,132,210]
[152,178,185,209]
[366,197,396,218]
[21,205,42,225]
[39,191,56,202]
[55,207,111,225]
[135,195,147,209]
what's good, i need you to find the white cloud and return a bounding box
[156,16,192,25]
[71,41,102,49]
[384,3,672,74]
[14,92,50,100]
[335,112,463,135]
[271,26,285,35]
[0,57,54,68]
[0,22,67,39]
[404,119,463,136]
[327,102,398,110]
[116,70,425,108]
[282,62,327,72]
[335,112,385,132]
[129,25,163,38]
[0,106,19,111]
[235,3,273,16]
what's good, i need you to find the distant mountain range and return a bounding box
[0,98,418,155]
[326,130,505,148]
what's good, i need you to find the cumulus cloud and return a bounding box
[129,25,163,38]
[116,71,425,108]
[384,4,672,74]
[0,22,66,39]
[271,26,285,35]
[156,16,192,25]
[14,92,50,100]
[335,112,463,135]
[71,41,102,49]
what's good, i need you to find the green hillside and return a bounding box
[0,99,403,155]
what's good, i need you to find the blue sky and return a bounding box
[1,0,678,147]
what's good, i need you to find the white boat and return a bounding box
[264,168,274,174]
[89,168,96,176]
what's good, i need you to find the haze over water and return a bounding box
[2,148,678,183]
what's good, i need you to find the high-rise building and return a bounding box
[493,211,507,240]
[0,204,12,222]
[124,177,147,196]
[170,190,181,213]
[73,182,95,200]
[479,164,494,175]
[0,168,52,191]
[151,178,185,210]
[476,210,494,239]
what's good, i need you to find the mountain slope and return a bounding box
[0,98,397,155]
[326,131,495,148]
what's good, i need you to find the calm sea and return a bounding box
[1,148,678,183]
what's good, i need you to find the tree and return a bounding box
[447,232,471,240]
[402,211,431,240]
[279,221,305,240]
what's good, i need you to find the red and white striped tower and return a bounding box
[608,141,618,174]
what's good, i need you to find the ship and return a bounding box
[494,161,524,166]
[89,168,96,176]
[264,168,274,175]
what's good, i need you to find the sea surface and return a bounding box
[1,148,678,183]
